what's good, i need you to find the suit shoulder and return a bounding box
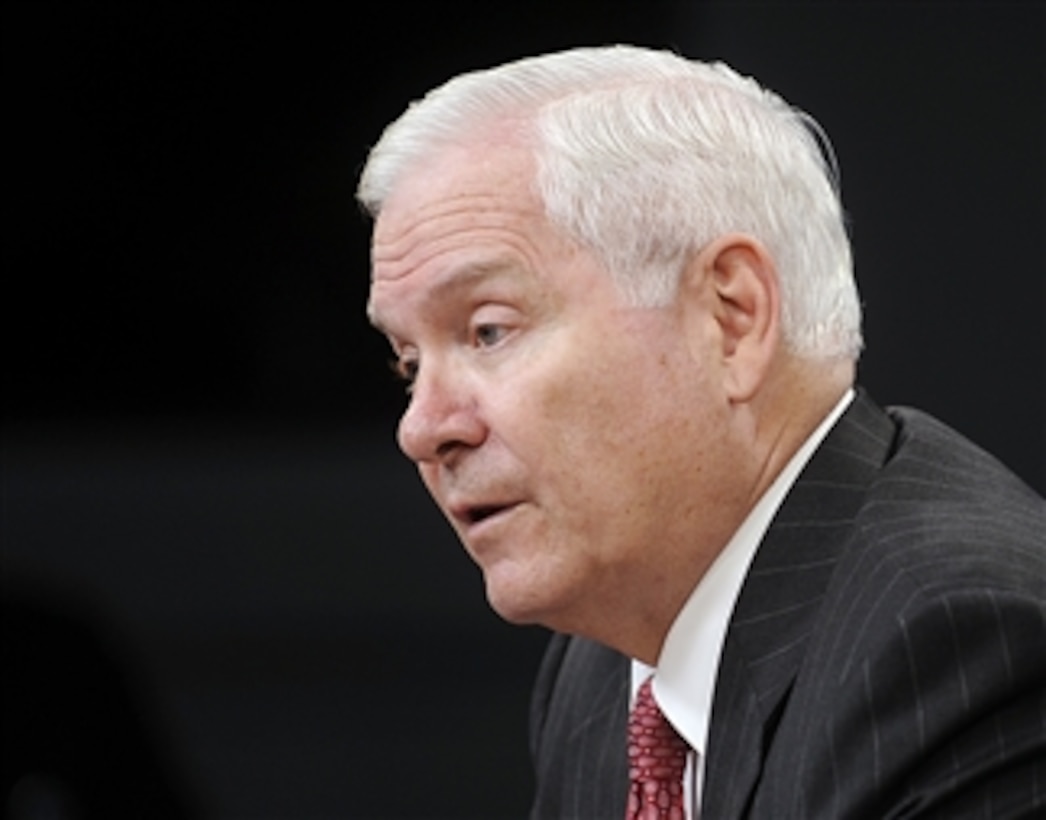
[882,406,1043,510]
[855,407,1046,588]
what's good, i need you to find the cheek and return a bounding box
[515,349,634,453]
[512,337,689,501]
[549,336,692,440]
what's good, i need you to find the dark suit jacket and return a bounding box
[529,391,1045,819]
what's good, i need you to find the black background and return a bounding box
[4,3,1043,818]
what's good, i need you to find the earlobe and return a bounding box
[683,234,781,402]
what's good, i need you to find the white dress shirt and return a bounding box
[630,389,854,813]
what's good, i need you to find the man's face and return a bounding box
[367,137,733,638]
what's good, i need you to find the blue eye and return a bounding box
[474,324,506,347]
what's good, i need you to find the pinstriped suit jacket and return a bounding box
[529,391,1045,819]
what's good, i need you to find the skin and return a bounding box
[366,127,853,664]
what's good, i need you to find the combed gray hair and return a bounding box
[358,45,862,361]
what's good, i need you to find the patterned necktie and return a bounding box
[626,676,689,820]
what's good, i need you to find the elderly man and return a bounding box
[359,46,1044,819]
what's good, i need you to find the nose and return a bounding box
[396,365,486,465]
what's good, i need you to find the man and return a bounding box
[358,45,1044,819]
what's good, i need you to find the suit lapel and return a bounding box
[703,391,897,818]
[530,635,630,818]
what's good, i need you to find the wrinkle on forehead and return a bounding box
[365,133,584,336]
[371,193,543,282]
[367,254,526,333]
[369,135,544,276]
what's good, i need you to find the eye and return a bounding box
[473,323,508,348]
[388,356,419,392]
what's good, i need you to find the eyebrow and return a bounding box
[368,256,525,333]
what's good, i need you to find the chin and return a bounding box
[481,561,571,629]
[484,582,545,626]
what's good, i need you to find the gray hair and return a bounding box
[358,45,862,361]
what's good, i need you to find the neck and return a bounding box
[742,357,854,511]
[607,360,855,664]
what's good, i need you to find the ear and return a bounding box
[682,234,781,402]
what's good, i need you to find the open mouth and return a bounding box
[466,504,510,525]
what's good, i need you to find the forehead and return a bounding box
[371,138,540,273]
[366,138,576,330]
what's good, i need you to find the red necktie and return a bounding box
[626,676,689,820]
